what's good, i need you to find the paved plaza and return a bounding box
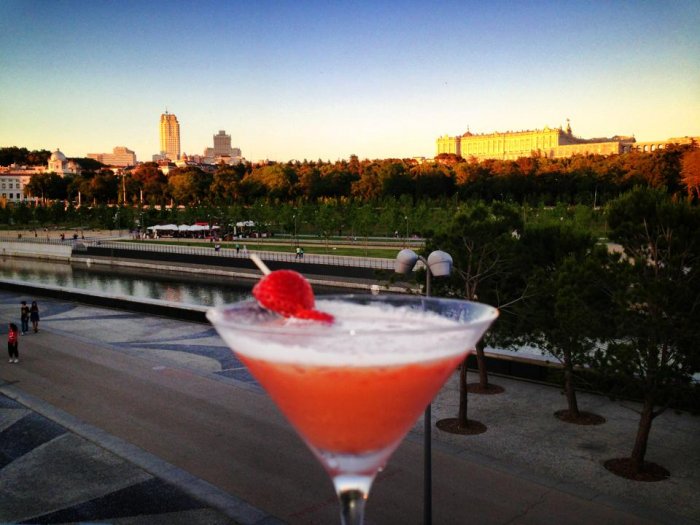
[0,288,699,524]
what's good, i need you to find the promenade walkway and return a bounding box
[0,289,698,524]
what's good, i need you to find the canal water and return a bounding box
[0,257,352,307]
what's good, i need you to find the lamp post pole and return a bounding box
[395,249,452,525]
[421,256,433,525]
[405,215,409,247]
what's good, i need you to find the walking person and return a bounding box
[30,301,40,333]
[20,301,30,335]
[8,322,19,363]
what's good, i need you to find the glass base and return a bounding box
[311,446,401,524]
[336,486,369,525]
[314,445,397,478]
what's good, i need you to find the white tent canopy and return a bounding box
[235,220,255,227]
[147,224,219,231]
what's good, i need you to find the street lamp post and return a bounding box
[395,248,453,525]
[293,213,298,247]
[404,215,409,247]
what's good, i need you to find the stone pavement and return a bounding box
[0,288,699,524]
[0,391,274,525]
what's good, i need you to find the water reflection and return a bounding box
[0,257,356,307]
[0,258,250,306]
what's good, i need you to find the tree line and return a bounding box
[5,142,699,207]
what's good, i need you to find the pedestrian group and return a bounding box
[7,299,40,364]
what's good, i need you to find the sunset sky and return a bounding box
[1,0,698,163]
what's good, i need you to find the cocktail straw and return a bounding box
[250,253,271,275]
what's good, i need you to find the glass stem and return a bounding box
[338,488,367,525]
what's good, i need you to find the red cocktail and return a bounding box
[208,295,498,524]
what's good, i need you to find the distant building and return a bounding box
[629,137,698,152]
[159,111,181,160]
[436,121,698,161]
[213,130,233,156]
[202,130,242,164]
[0,167,38,202]
[47,149,80,175]
[155,158,175,175]
[87,146,137,167]
[174,152,201,168]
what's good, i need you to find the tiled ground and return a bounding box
[0,394,239,524]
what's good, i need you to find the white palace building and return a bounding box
[0,149,79,203]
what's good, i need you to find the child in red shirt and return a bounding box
[8,322,19,363]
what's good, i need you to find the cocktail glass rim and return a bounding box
[207,293,499,336]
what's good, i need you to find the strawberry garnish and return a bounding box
[295,308,335,323]
[252,269,334,323]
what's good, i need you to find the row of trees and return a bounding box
[425,187,699,480]
[0,196,609,245]
[0,146,51,167]
[11,142,700,208]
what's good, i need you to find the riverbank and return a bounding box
[1,233,412,293]
[1,227,127,241]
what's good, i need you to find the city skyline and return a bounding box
[1,1,698,163]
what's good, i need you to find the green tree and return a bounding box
[73,157,104,172]
[211,166,243,203]
[379,161,413,198]
[517,226,610,422]
[247,164,297,200]
[313,202,343,251]
[13,202,33,224]
[86,171,118,204]
[0,147,50,166]
[428,202,523,433]
[680,146,700,200]
[167,171,198,205]
[25,174,57,203]
[351,203,376,254]
[131,163,167,204]
[595,187,700,479]
[351,162,382,200]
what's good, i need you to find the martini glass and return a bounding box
[207,294,498,524]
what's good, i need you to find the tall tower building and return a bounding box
[213,130,233,156]
[159,111,181,160]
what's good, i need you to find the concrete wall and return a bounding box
[76,245,385,281]
[0,241,72,261]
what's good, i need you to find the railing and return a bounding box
[0,235,123,246]
[273,233,425,248]
[88,240,397,270]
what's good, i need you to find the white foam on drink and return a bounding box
[209,299,495,367]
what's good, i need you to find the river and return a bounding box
[0,257,353,307]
